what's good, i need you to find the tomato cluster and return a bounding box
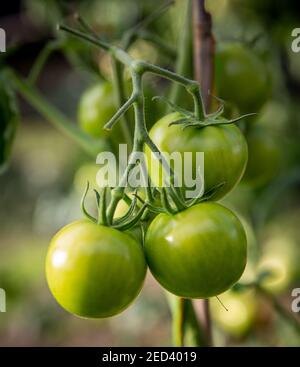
[46,111,248,318]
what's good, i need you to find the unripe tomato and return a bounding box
[211,289,257,337]
[78,82,124,143]
[145,202,247,298]
[46,220,146,318]
[215,43,270,113]
[242,127,280,188]
[146,112,248,200]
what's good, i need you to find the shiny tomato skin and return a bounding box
[146,112,248,200]
[145,202,247,298]
[46,220,146,318]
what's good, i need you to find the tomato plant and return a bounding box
[8,0,300,348]
[46,220,146,318]
[145,202,247,298]
[146,112,248,200]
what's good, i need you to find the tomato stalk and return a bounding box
[58,23,206,228]
[111,58,133,149]
[169,296,208,347]
[171,297,186,347]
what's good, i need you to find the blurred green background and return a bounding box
[1,0,300,346]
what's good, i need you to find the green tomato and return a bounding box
[146,112,248,200]
[242,127,280,188]
[215,43,270,113]
[145,202,247,298]
[78,82,124,143]
[211,289,257,337]
[46,220,146,318]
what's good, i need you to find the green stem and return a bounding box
[185,300,209,346]
[142,63,204,119]
[10,71,109,157]
[167,295,208,347]
[167,295,186,347]
[111,58,133,149]
[58,23,205,221]
[169,0,193,107]
[98,187,108,225]
[104,93,137,130]
[106,72,145,224]
[173,297,186,347]
[59,25,205,119]
[58,25,110,51]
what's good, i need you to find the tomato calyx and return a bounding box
[80,178,226,229]
[80,182,148,231]
[153,95,256,130]
[149,181,226,216]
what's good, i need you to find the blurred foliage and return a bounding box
[0,0,300,346]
